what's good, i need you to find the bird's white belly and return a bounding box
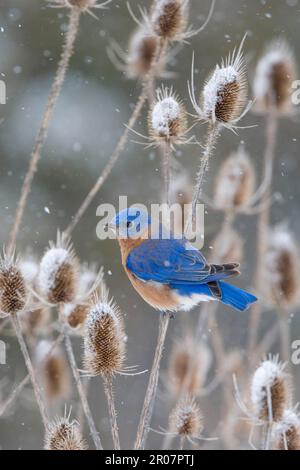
[173,292,216,312]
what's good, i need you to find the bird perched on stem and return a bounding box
[109,208,257,313]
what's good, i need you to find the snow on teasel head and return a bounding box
[263,225,300,308]
[128,27,162,79]
[253,39,296,116]
[272,409,300,451]
[189,35,251,129]
[0,251,28,318]
[251,356,291,423]
[149,86,188,146]
[169,396,203,439]
[38,232,79,305]
[45,415,87,450]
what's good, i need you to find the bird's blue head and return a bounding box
[109,207,151,239]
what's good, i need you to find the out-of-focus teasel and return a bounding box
[168,397,204,448]
[272,409,300,451]
[48,0,112,15]
[36,340,71,404]
[253,39,296,117]
[44,413,88,450]
[212,227,244,265]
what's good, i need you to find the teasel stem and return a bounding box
[186,123,220,235]
[135,312,170,450]
[7,8,81,255]
[65,39,167,235]
[248,108,278,356]
[0,333,64,418]
[278,306,291,364]
[64,333,103,450]
[103,373,121,450]
[179,435,185,451]
[11,315,49,429]
[162,141,171,206]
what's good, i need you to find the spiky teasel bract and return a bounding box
[83,286,126,376]
[0,251,28,318]
[149,86,188,147]
[45,414,88,450]
[38,232,79,305]
[169,396,203,438]
[36,340,71,402]
[214,148,255,210]
[273,409,300,450]
[212,227,244,265]
[251,355,291,423]
[167,334,211,397]
[48,0,112,13]
[253,39,296,116]
[263,225,300,308]
[189,35,251,129]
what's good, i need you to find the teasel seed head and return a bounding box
[36,340,70,403]
[169,396,203,437]
[64,302,89,334]
[264,226,300,307]
[253,39,296,116]
[45,416,87,450]
[49,0,110,12]
[251,356,291,423]
[151,0,188,41]
[0,252,28,318]
[149,86,187,145]
[273,409,300,451]
[167,335,212,397]
[38,232,79,305]
[214,148,255,210]
[127,27,163,79]
[83,287,126,376]
[212,227,244,265]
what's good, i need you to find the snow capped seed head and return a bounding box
[45,416,87,450]
[127,27,162,79]
[36,340,70,402]
[0,253,28,318]
[149,86,187,143]
[167,335,212,397]
[151,0,188,41]
[273,409,300,451]
[38,232,79,305]
[214,148,255,210]
[212,227,244,265]
[251,356,291,422]
[169,397,203,437]
[83,287,125,376]
[263,226,300,307]
[253,39,296,115]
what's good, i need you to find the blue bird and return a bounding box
[109,208,258,313]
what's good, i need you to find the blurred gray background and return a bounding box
[0,0,300,450]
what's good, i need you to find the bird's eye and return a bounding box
[127,221,133,229]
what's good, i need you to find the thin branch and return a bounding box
[103,373,121,450]
[134,313,170,450]
[8,8,81,254]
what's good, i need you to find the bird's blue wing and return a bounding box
[126,239,238,284]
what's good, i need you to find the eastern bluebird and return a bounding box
[109,208,257,313]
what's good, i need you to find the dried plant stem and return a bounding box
[179,436,185,450]
[186,123,220,234]
[64,334,103,450]
[161,142,171,205]
[278,307,290,364]
[135,312,170,450]
[103,373,120,450]
[7,8,81,255]
[248,110,278,356]
[66,40,167,235]
[0,318,9,334]
[11,315,49,428]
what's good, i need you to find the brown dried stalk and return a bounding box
[8,7,81,254]
[135,312,170,450]
[103,373,120,450]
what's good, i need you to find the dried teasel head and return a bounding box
[263,226,300,307]
[251,356,292,423]
[38,232,79,305]
[0,252,28,318]
[273,409,300,451]
[127,27,163,79]
[167,335,212,397]
[63,302,89,335]
[149,86,188,146]
[212,227,244,265]
[36,340,70,403]
[253,39,296,116]
[45,415,87,450]
[83,288,126,376]
[169,396,203,438]
[48,0,112,12]
[190,36,250,129]
[214,148,255,210]
[150,0,189,41]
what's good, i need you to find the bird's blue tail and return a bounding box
[219,282,257,312]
